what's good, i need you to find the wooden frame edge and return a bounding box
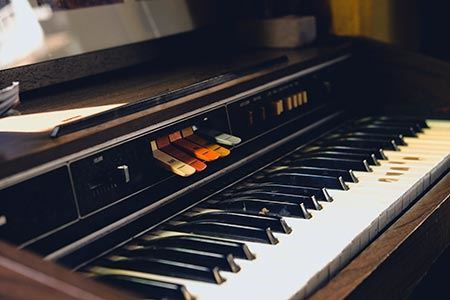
[0,241,134,300]
[311,171,450,299]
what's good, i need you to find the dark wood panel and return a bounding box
[311,171,450,300]
[18,42,349,114]
[0,241,134,300]
[352,38,450,118]
[0,27,231,93]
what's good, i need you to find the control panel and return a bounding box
[0,58,344,247]
[70,138,158,216]
[228,71,332,140]
[70,106,235,216]
[64,67,333,218]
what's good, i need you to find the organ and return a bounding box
[0,1,449,299]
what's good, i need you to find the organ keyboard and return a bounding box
[82,118,450,300]
[0,39,449,299]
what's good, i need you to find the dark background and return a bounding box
[419,1,450,62]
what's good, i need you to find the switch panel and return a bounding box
[227,67,333,140]
[71,139,159,216]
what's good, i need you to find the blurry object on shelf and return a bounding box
[234,0,316,48]
[237,15,316,49]
[37,0,123,11]
[0,103,125,133]
[326,0,421,50]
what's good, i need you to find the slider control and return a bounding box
[150,141,196,177]
[195,126,241,146]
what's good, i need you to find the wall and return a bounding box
[328,0,421,50]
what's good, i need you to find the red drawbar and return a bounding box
[168,131,183,142]
[156,136,171,148]
[157,135,206,171]
[169,131,219,161]
[173,138,220,161]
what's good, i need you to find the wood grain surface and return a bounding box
[311,171,450,300]
[0,28,230,93]
[0,241,135,300]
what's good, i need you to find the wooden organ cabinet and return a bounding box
[0,1,449,299]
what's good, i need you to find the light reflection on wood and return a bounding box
[0,103,124,133]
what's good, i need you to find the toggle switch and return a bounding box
[302,91,308,104]
[292,94,299,108]
[248,110,254,127]
[285,97,293,111]
[259,106,267,121]
[272,100,284,116]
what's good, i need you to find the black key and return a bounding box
[94,256,225,284]
[353,133,406,146]
[223,192,322,210]
[318,137,399,151]
[375,116,429,129]
[304,151,379,166]
[355,117,424,131]
[331,132,407,146]
[264,173,349,190]
[356,125,417,137]
[138,235,256,260]
[168,221,279,244]
[282,152,379,167]
[209,198,311,219]
[302,146,388,160]
[292,157,372,172]
[182,211,292,233]
[118,246,240,273]
[229,183,333,202]
[370,121,423,132]
[93,274,193,300]
[264,166,358,182]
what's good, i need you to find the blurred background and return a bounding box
[322,0,450,62]
[235,0,450,61]
[2,0,450,70]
